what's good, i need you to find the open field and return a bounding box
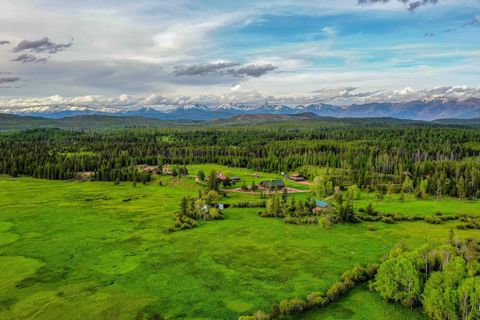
[1,168,479,319]
[299,285,428,320]
[188,164,312,190]
[354,192,480,217]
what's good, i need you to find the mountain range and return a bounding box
[1,97,480,121]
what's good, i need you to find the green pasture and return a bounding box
[187,164,311,190]
[354,192,480,217]
[299,285,427,320]
[0,173,478,319]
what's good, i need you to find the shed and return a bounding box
[315,200,329,208]
[260,180,285,189]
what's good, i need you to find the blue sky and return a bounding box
[0,0,479,107]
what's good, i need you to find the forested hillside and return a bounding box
[1,120,479,199]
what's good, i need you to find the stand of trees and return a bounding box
[259,191,359,226]
[373,235,480,320]
[0,122,479,198]
[173,190,224,231]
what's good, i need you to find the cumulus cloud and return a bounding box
[11,53,47,64]
[12,37,73,54]
[0,77,20,85]
[1,86,480,109]
[172,62,277,78]
[358,0,439,12]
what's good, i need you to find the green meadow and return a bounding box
[299,286,428,320]
[0,167,479,319]
[355,193,480,217]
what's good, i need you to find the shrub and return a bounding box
[232,201,266,208]
[318,217,334,229]
[367,224,376,231]
[365,263,379,278]
[326,281,347,300]
[283,216,300,224]
[239,311,270,320]
[306,292,328,307]
[252,311,270,320]
[381,216,395,224]
[424,215,443,224]
[278,298,305,316]
[180,223,193,230]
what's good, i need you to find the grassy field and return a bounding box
[299,285,427,320]
[0,167,479,319]
[354,192,480,217]
[188,164,312,190]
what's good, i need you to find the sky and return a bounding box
[0,0,479,107]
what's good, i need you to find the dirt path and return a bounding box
[194,177,311,194]
[227,187,311,194]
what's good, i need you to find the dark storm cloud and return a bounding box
[172,62,277,78]
[12,53,47,64]
[172,62,241,76]
[358,0,439,12]
[12,37,72,54]
[0,40,10,46]
[225,64,277,78]
[0,77,20,84]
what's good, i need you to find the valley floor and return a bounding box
[0,168,479,319]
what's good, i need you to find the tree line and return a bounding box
[1,123,479,198]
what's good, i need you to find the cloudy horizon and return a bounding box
[1,0,479,108]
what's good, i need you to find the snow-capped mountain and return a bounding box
[170,104,209,112]
[297,103,343,116]
[214,104,256,112]
[2,105,163,119]
[1,97,479,121]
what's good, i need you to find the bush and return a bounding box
[238,311,270,320]
[283,216,300,224]
[326,281,347,300]
[306,292,328,307]
[278,298,305,316]
[424,215,443,224]
[365,263,379,278]
[380,216,395,224]
[318,217,334,229]
[252,311,270,320]
[367,224,376,231]
[232,201,266,208]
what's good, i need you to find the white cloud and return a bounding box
[230,84,242,92]
[322,26,336,37]
[1,85,480,109]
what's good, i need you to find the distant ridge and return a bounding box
[432,117,480,127]
[0,113,180,131]
[1,112,478,131]
[223,112,319,122]
[1,97,479,121]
